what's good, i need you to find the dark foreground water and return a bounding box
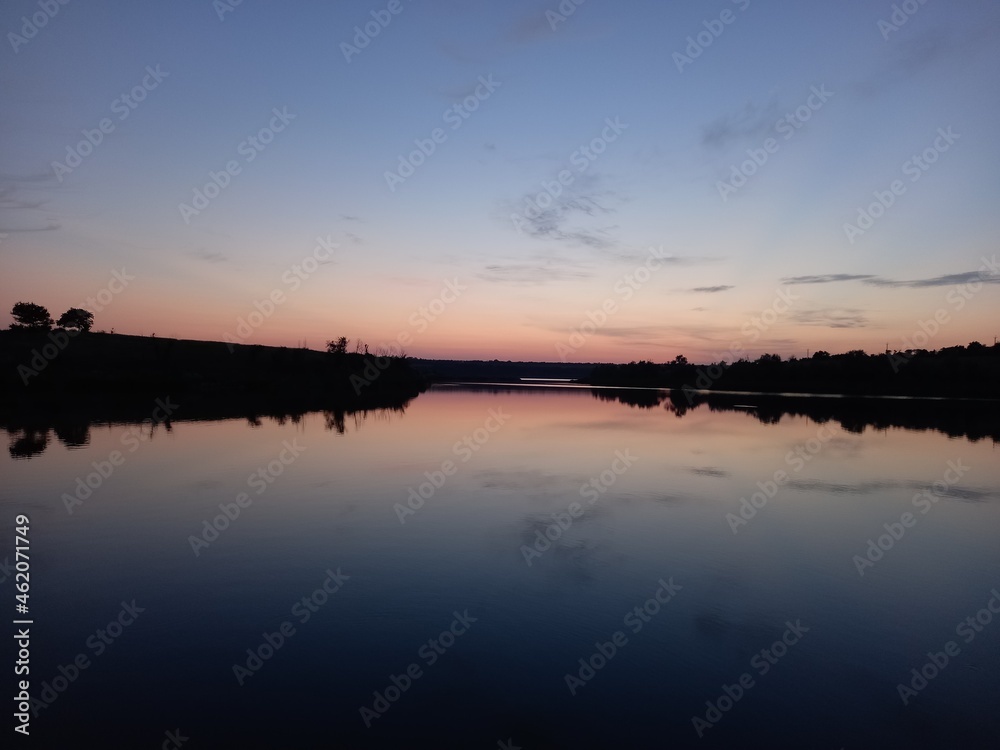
[4,385,1000,748]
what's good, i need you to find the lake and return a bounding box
[5,384,1000,748]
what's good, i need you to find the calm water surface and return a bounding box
[5,385,1000,748]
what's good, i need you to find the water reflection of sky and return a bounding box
[3,385,999,747]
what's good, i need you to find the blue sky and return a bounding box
[2,0,999,360]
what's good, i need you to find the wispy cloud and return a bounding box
[508,10,554,43]
[187,249,228,263]
[690,466,730,478]
[690,285,734,293]
[579,246,720,268]
[0,185,50,212]
[791,308,869,329]
[853,20,1000,98]
[782,274,876,285]
[782,270,999,288]
[578,325,674,342]
[702,98,779,149]
[477,260,593,285]
[0,171,63,233]
[504,172,623,250]
[0,171,55,185]
[865,271,1000,288]
[0,221,59,233]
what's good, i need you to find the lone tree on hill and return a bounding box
[10,302,53,331]
[57,308,95,332]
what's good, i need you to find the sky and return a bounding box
[2,0,999,363]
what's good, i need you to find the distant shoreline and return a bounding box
[4,330,999,403]
[433,380,1000,403]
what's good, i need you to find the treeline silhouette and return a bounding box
[592,389,1000,443]
[586,343,1000,398]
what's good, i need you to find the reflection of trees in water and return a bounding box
[243,405,409,436]
[54,424,91,448]
[324,405,408,435]
[593,388,1000,443]
[324,410,346,434]
[593,389,666,409]
[5,418,172,459]
[3,385,419,459]
[5,401,411,459]
[266,413,304,427]
[596,389,696,418]
[9,423,98,457]
[8,428,49,459]
[664,392,693,418]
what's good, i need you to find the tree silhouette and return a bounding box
[57,307,95,332]
[326,337,349,355]
[10,302,53,331]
